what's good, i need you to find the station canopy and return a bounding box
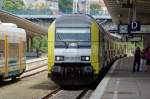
[104,0,150,25]
[0,10,47,36]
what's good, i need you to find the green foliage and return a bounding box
[2,0,25,11]
[25,3,49,9]
[90,3,101,10]
[32,36,48,53]
[59,0,73,13]
[26,3,34,9]
[135,42,143,49]
[127,41,144,55]
[35,3,49,9]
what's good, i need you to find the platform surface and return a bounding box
[90,57,150,99]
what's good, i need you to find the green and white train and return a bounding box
[0,22,26,80]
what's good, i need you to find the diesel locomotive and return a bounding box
[48,14,127,86]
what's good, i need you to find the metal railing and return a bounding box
[2,9,53,15]
[1,9,111,19]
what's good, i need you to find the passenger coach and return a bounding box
[0,22,26,80]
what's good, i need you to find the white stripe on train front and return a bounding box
[54,48,91,63]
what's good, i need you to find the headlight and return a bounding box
[55,56,64,61]
[81,56,90,61]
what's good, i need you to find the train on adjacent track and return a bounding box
[48,14,127,86]
[0,22,26,80]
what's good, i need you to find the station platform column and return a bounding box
[27,36,34,52]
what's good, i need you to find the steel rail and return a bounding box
[41,88,61,99]
[76,88,89,99]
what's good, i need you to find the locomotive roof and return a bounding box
[55,14,122,42]
[56,14,93,28]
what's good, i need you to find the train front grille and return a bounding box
[62,67,84,80]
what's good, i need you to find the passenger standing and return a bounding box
[140,49,146,71]
[133,47,141,72]
[146,47,150,72]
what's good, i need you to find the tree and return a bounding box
[90,3,101,10]
[35,3,49,9]
[26,3,34,9]
[59,0,73,13]
[2,0,25,11]
[90,3,101,14]
[32,36,48,53]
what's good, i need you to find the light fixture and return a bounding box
[55,56,64,61]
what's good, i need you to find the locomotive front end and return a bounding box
[48,15,98,85]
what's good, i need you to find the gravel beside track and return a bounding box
[0,71,58,99]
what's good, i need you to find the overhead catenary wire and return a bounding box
[132,0,137,21]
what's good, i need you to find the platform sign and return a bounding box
[127,36,142,42]
[130,21,141,31]
[118,24,130,34]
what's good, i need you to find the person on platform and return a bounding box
[133,47,141,72]
[146,47,150,72]
[140,49,146,71]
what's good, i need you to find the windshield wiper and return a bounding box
[57,33,68,48]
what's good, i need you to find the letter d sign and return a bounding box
[130,21,141,31]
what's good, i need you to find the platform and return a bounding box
[90,57,150,99]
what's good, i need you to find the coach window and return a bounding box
[8,33,19,67]
[0,35,4,67]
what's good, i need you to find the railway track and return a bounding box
[20,65,47,79]
[0,61,48,88]
[21,58,93,99]
[76,88,89,99]
[20,58,48,78]
[41,88,62,99]
[41,88,92,99]
[0,58,48,81]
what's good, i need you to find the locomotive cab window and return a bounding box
[55,27,91,48]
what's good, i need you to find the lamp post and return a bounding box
[86,0,90,14]
[73,0,78,14]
